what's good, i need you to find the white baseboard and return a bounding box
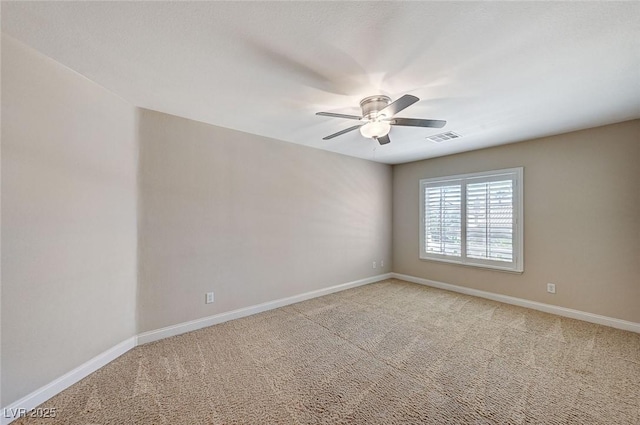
[22,271,634,422]
[1,337,136,425]
[392,273,640,334]
[137,273,392,345]
[2,273,392,423]
[3,271,636,424]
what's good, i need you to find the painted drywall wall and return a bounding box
[393,120,640,323]
[137,109,392,333]
[2,26,635,413]
[1,36,138,405]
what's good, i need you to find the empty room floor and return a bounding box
[15,279,640,424]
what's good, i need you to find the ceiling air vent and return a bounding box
[426,131,461,143]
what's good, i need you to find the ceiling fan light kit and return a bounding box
[317,94,446,145]
[360,121,391,138]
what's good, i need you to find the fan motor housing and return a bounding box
[360,95,391,120]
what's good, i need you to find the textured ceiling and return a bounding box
[3,2,639,164]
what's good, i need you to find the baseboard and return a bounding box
[1,337,136,425]
[4,272,635,423]
[392,273,640,334]
[137,273,392,345]
[2,273,392,423]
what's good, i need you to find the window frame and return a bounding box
[419,167,524,273]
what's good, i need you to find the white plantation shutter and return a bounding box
[424,184,462,256]
[420,168,523,272]
[466,179,514,262]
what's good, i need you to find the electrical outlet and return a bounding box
[380,260,384,267]
[206,292,215,304]
[372,261,377,269]
[546,283,556,294]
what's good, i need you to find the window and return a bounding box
[419,168,523,272]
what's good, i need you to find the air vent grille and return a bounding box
[427,131,461,143]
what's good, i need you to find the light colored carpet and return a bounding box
[14,279,640,424]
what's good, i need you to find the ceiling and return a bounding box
[3,2,639,164]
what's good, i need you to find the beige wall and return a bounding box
[137,109,392,332]
[393,120,640,323]
[0,37,392,405]
[2,28,638,411]
[1,36,138,405]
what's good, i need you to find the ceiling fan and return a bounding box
[316,94,446,145]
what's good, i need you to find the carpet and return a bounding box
[13,279,640,424]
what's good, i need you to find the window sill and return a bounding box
[419,256,524,274]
